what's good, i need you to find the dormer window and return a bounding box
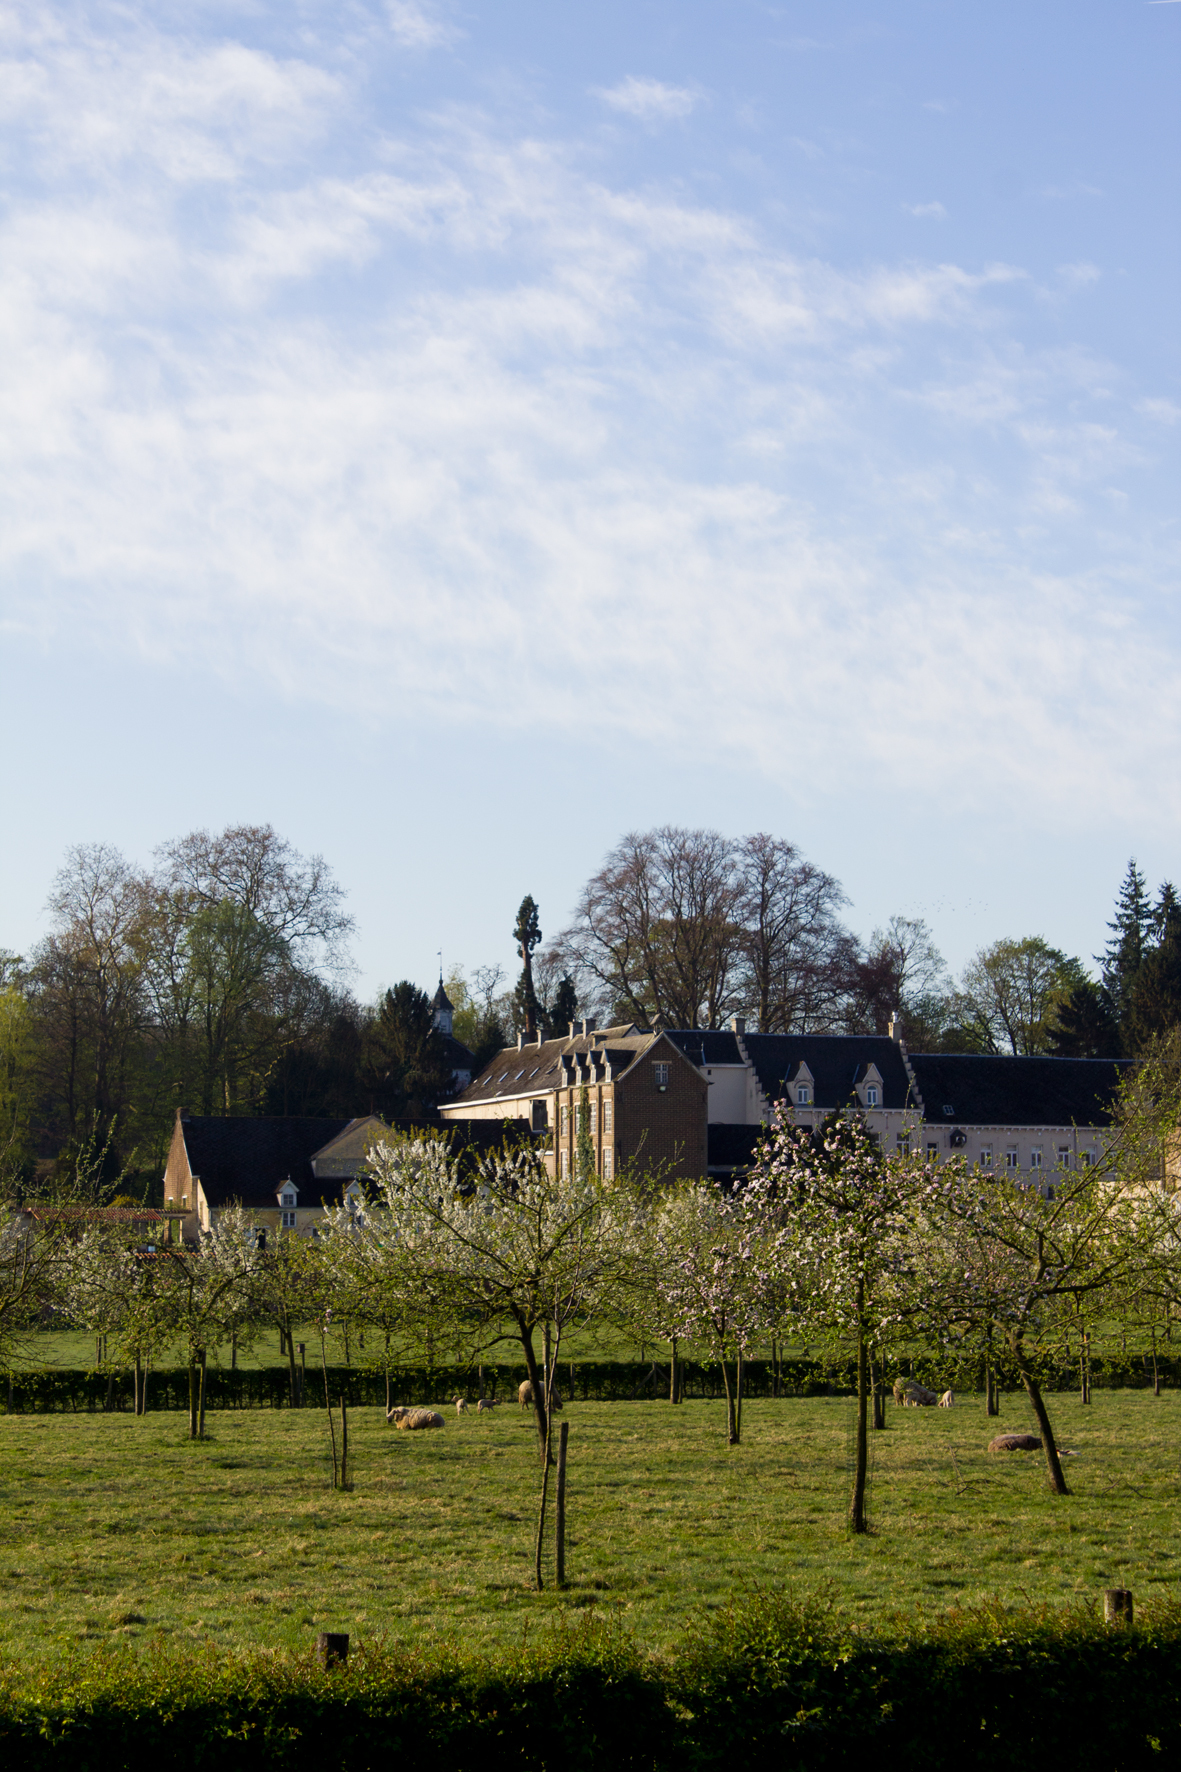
[796,1086,810,1106]
[280,1191,295,1208]
[865,1086,879,1107]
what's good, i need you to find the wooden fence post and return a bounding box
[317,1632,349,1668]
[555,1421,569,1588]
[1103,1589,1133,1626]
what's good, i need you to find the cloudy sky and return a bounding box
[1,0,1178,996]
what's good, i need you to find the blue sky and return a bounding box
[1,0,1178,998]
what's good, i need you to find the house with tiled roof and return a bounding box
[438,1020,708,1182]
[163,1111,390,1241]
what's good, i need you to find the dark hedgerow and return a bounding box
[0,1596,1178,1770]
[5,1350,1178,1415]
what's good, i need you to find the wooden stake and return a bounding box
[340,1396,348,1490]
[555,1420,569,1587]
[316,1632,349,1668]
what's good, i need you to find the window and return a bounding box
[865,1085,879,1106]
[654,1062,670,1090]
[604,1099,613,1133]
[574,1105,583,1132]
[926,1142,939,1162]
[1080,1150,1093,1168]
[590,1103,598,1134]
[1057,1147,1071,1169]
[1029,1148,1042,1170]
[560,1149,570,1178]
[796,1086,810,1106]
[560,1104,569,1137]
[896,1132,910,1156]
[531,1100,548,1133]
[603,1148,613,1178]
[979,1148,993,1169]
[281,1210,297,1229]
[281,1192,295,1208]
[1006,1148,1019,1169]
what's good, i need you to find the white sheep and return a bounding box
[453,1396,469,1415]
[901,1382,939,1407]
[938,1389,955,1408]
[476,1398,497,1412]
[387,1406,445,1431]
[518,1380,563,1411]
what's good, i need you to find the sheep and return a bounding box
[938,1390,955,1408]
[453,1396,469,1415]
[518,1380,563,1411]
[901,1382,939,1407]
[476,1398,498,1412]
[387,1406,445,1431]
[989,1432,1042,1453]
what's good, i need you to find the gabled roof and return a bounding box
[178,1116,357,1209]
[743,1034,915,1111]
[309,1115,390,1178]
[445,1024,661,1110]
[906,1053,1129,1128]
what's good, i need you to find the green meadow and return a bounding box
[1,1388,1177,1666]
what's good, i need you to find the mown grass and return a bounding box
[1,1389,1177,1668]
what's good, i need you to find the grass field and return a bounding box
[1,1387,1178,1667]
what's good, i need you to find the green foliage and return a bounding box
[0,1590,1178,1767]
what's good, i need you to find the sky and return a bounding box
[1,0,1178,1000]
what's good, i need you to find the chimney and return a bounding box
[581,1017,596,1037]
[569,1021,578,1039]
[730,1016,746,1035]
[888,1013,903,1042]
[517,1032,524,1051]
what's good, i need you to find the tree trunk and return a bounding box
[849,1328,869,1534]
[340,1397,348,1490]
[670,1338,680,1404]
[534,1399,554,1589]
[188,1356,198,1439]
[735,1349,745,1442]
[1152,1327,1160,1397]
[286,1325,299,1408]
[720,1357,739,1445]
[555,1420,569,1587]
[231,1332,237,1372]
[870,1350,887,1429]
[1081,1326,1092,1405]
[771,1337,780,1400]
[134,1353,142,1417]
[197,1348,207,1440]
[1012,1332,1069,1495]
[516,1315,549,1457]
[321,1337,338,1487]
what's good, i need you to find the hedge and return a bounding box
[0,1592,1177,1768]
[4,1349,1178,1414]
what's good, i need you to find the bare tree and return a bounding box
[548,827,745,1028]
[735,834,852,1032]
[845,915,949,1036]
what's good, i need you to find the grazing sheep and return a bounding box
[518,1380,563,1411]
[901,1382,939,1407]
[387,1406,445,1431]
[938,1390,955,1408]
[453,1397,469,1415]
[988,1432,1042,1453]
[476,1398,497,1412]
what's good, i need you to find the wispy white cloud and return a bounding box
[595,76,698,124]
[1058,261,1101,285]
[904,201,947,220]
[385,1,461,49]
[0,6,1175,833]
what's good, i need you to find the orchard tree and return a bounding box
[157,1209,260,1437]
[749,1109,937,1533]
[646,1176,785,1446]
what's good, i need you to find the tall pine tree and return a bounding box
[1100,860,1153,1022]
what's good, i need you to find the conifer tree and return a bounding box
[1100,860,1154,1020]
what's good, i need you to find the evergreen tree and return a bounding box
[544,975,579,1038]
[1100,860,1153,1020]
[364,982,455,1119]
[1124,902,1181,1054]
[1046,979,1122,1058]
[512,896,543,1038]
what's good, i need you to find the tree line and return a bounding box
[1,825,1176,1203]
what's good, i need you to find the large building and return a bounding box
[440,1018,1129,1185]
[163,1112,387,1241]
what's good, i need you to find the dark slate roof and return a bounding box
[707,1123,765,1172]
[181,1116,354,1208]
[742,1034,915,1110]
[665,1031,746,1068]
[438,1032,476,1072]
[906,1054,1129,1128]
